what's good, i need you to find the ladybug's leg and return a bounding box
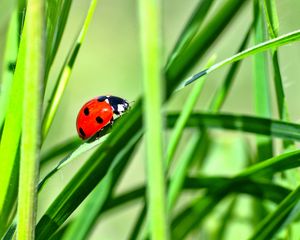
[110,116,114,125]
[112,108,120,116]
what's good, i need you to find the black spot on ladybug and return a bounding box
[84,107,89,116]
[96,116,103,124]
[79,127,86,137]
[97,96,107,102]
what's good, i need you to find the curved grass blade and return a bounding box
[45,0,72,78]
[0,11,19,137]
[61,131,142,240]
[17,0,44,238]
[167,113,300,141]
[2,219,16,240]
[40,137,81,165]
[38,135,108,192]
[177,29,300,90]
[138,0,169,238]
[39,115,120,191]
[249,186,300,240]
[237,150,300,178]
[165,0,214,69]
[42,0,98,140]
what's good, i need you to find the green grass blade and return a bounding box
[167,113,300,141]
[253,0,273,161]
[238,149,300,178]
[16,0,44,239]
[263,0,285,119]
[167,131,202,210]
[0,11,18,135]
[0,15,26,240]
[263,0,292,150]
[169,189,237,239]
[253,0,271,119]
[165,0,214,69]
[178,29,300,90]
[138,0,168,238]
[42,0,98,140]
[61,131,142,240]
[45,0,72,77]
[166,57,214,167]
[166,0,247,95]
[209,24,251,112]
[39,115,119,190]
[263,0,279,39]
[40,137,81,164]
[127,203,147,240]
[2,223,16,240]
[252,0,272,225]
[38,135,108,191]
[213,197,238,240]
[249,186,300,240]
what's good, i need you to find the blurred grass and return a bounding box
[1,1,300,239]
[0,10,25,236]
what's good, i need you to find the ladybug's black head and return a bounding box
[104,96,130,115]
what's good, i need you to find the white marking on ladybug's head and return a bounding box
[117,104,125,113]
[105,99,110,104]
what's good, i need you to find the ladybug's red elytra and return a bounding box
[76,95,130,140]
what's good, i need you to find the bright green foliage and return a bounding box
[1,1,300,240]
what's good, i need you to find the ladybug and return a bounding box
[76,95,130,140]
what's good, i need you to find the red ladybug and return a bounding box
[76,95,130,140]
